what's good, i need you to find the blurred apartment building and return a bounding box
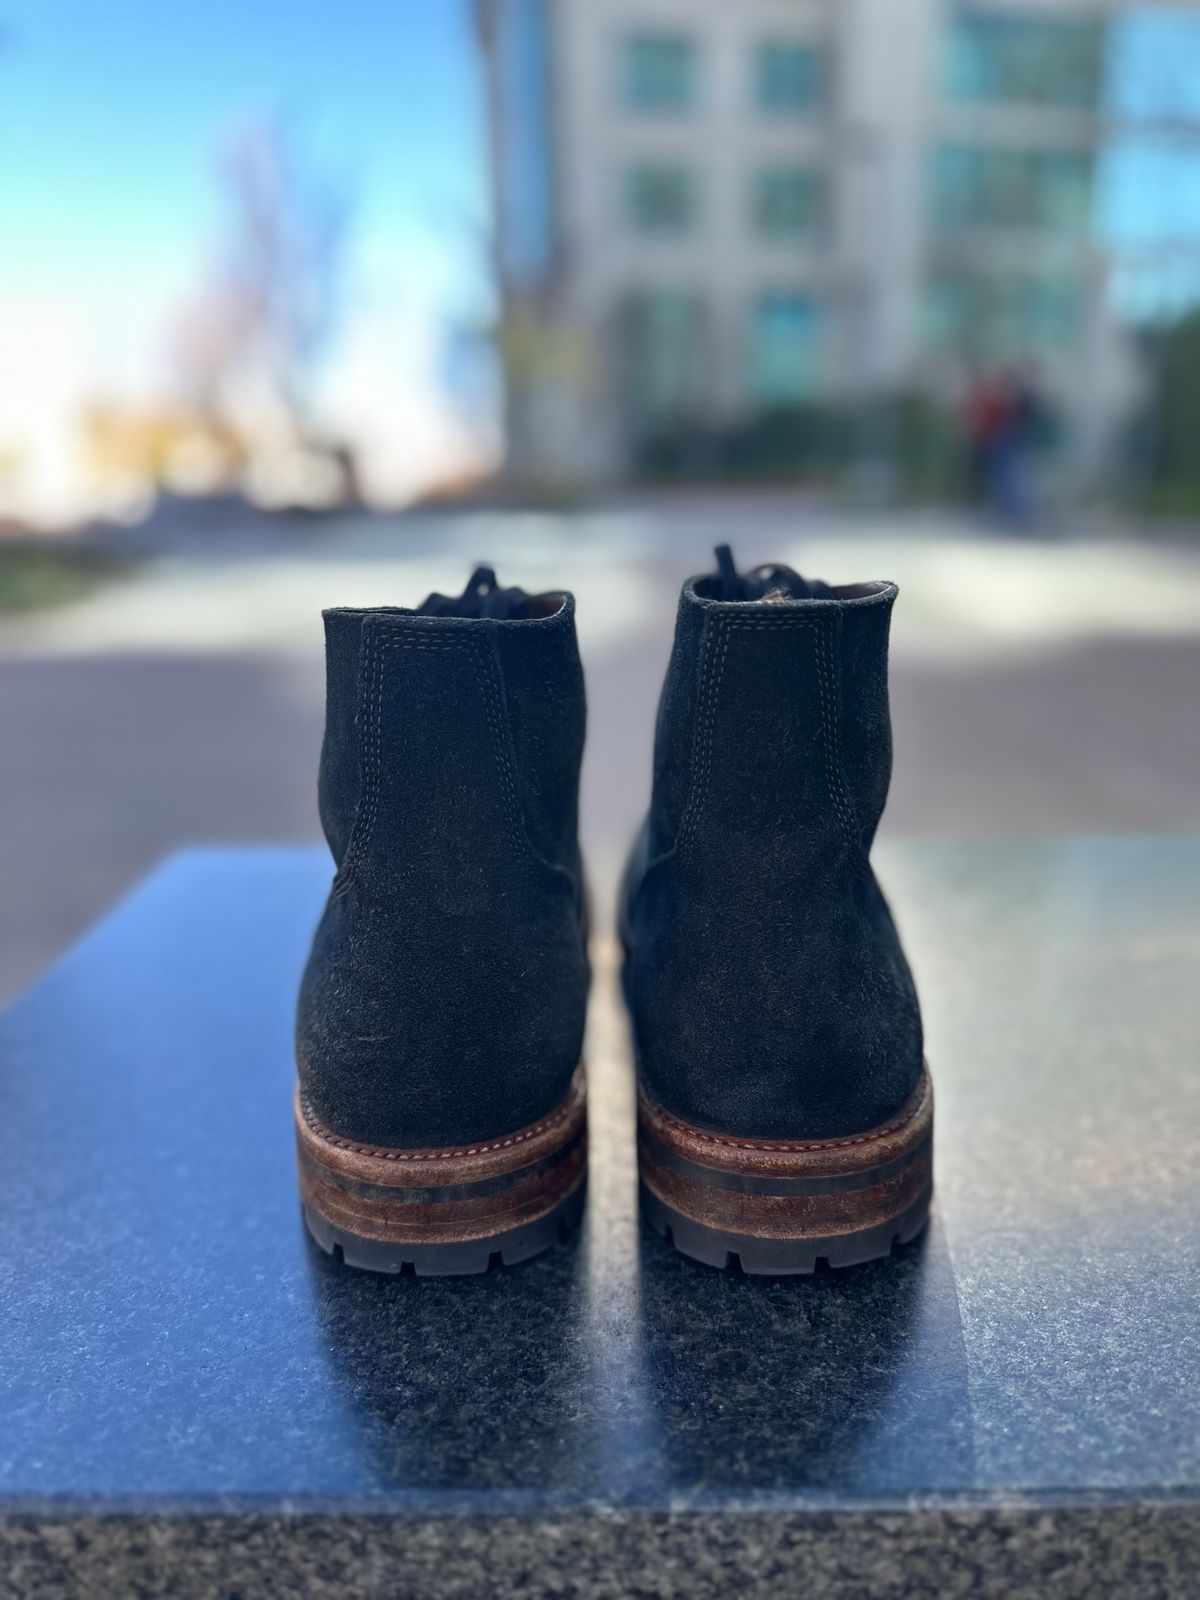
[478,0,1193,490]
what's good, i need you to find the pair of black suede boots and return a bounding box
[294,548,933,1277]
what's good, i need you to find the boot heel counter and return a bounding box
[298,618,587,1147]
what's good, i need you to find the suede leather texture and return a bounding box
[621,568,924,1142]
[296,591,589,1149]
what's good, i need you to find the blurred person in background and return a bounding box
[966,365,1053,529]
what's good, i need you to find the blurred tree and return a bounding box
[172,120,353,469]
[1133,309,1200,516]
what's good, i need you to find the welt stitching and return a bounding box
[300,1084,581,1161]
[641,1071,930,1154]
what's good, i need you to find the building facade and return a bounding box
[478,0,1146,488]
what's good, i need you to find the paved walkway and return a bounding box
[3,506,1199,1004]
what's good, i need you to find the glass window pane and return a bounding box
[924,270,1079,354]
[933,145,1092,232]
[749,295,823,403]
[624,290,705,422]
[752,167,825,241]
[621,32,696,111]
[755,41,825,114]
[946,8,1105,109]
[624,164,697,235]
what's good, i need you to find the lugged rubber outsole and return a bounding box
[642,1184,930,1275]
[638,1068,934,1276]
[302,1183,585,1276]
[295,1067,587,1277]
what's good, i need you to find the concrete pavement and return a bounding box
[2,505,1199,1004]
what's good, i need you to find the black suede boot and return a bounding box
[621,547,932,1273]
[295,567,589,1274]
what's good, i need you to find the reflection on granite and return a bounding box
[0,844,1197,1595]
[635,1218,974,1496]
[305,1167,971,1503]
[885,840,1200,1493]
[305,1227,591,1495]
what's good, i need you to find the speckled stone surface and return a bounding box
[1,842,1198,1597]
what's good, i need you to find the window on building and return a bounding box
[623,289,706,425]
[752,167,826,242]
[754,40,826,114]
[624,163,697,236]
[621,32,697,112]
[924,270,1079,355]
[933,145,1093,232]
[749,295,824,404]
[946,9,1106,109]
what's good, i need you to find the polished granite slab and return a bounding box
[0,841,1197,1597]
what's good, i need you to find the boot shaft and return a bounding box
[647,561,895,870]
[318,586,585,889]
[625,550,923,1143]
[298,572,589,1150]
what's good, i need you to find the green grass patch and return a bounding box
[0,543,134,614]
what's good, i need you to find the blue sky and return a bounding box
[0,0,494,506]
[1099,8,1200,320]
[0,0,487,271]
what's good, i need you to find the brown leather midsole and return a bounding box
[295,1066,587,1245]
[638,1069,933,1241]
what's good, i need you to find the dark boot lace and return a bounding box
[712,543,835,603]
[417,566,537,620]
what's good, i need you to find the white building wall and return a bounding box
[499,0,1135,484]
[551,0,837,476]
[833,0,939,394]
